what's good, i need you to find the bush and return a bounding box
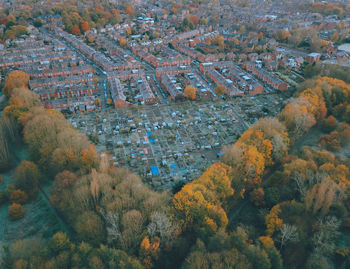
[10,189,28,204]
[8,203,25,220]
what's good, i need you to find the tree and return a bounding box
[244,245,271,269]
[139,236,160,269]
[147,212,178,244]
[199,18,208,25]
[184,85,196,100]
[259,236,283,269]
[274,29,290,42]
[250,188,265,207]
[14,161,40,198]
[265,204,283,236]
[321,116,337,133]
[119,37,127,47]
[75,211,105,245]
[2,71,30,97]
[125,4,135,17]
[50,170,77,212]
[305,178,343,216]
[8,203,25,220]
[189,15,199,25]
[72,24,81,35]
[81,145,99,171]
[279,224,299,249]
[215,85,227,96]
[312,216,341,257]
[49,232,71,255]
[81,21,90,32]
[173,182,229,233]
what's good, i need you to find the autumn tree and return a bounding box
[321,115,337,133]
[215,85,227,96]
[274,29,290,42]
[50,170,77,212]
[173,163,232,234]
[120,37,127,47]
[2,71,30,97]
[75,211,105,245]
[250,188,265,207]
[72,24,81,35]
[125,4,135,18]
[14,161,40,198]
[139,236,160,269]
[184,85,196,100]
[305,178,343,216]
[80,21,90,32]
[265,204,283,236]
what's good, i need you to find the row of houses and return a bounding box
[26,65,94,78]
[155,65,192,77]
[109,75,155,108]
[0,51,75,68]
[94,35,143,71]
[109,78,127,108]
[136,76,156,104]
[159,74,184,100]
[107,69,145,80]
[199,61,263,95]
[133,47,191,68]
[43,95,96,112]
[57,28,119,71]
[29,73,94,88]
[206,69,243,97]
[34,82,95,101]
[251,68,288,91]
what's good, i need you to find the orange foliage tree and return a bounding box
[139,236,160,269]
[80,21,90,32]
[184,85,196,100]
[72,24,81,35]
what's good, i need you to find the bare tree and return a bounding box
[305,178,343,216]
[147,212,179,243]
[279,224,299,249]
[102,210,121,245]
[312,216,341,257]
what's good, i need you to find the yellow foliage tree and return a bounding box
[3,71,30,97]
[173,163,231,233]
[184,85,196,100]
[265,204,283,236]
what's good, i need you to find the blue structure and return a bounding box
[150,166,160,175]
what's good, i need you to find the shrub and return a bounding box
[8,203,25,220]
[10,189,28,204]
